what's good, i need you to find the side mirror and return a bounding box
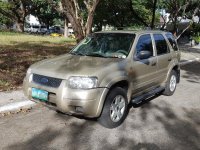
[137,50,152,60]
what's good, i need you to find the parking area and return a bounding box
[0,62,199,150]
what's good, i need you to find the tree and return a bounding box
[0,1,13,29]
[49,0,100,42]
[151,0,158,29]
[0,0,36,32]
[0,0,58,32]
[94,0,137,31]
[0,13,13,29]
[161,0,200,38]
[31,0,61,29]
[93,0,161,31]
[129,0,160,28]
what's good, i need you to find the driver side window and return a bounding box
[135,34,153,58]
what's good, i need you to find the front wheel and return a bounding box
[98,87,128,128]
[163,70,178,96]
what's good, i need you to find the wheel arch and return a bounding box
[107,79,131,103]
[169,65,180,83]
[96,79,130,118]
[109,80,129,92]
[97,84,129,128]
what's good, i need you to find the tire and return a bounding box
[98,87,128,128]
[163,70,177,96]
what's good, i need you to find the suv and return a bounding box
[23,30,180,128]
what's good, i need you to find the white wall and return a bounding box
[26,15,40,25]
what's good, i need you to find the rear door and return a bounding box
[153,34,172,83]
[165,33,181,61]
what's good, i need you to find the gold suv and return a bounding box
[23,30,180,128]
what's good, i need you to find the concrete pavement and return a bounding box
[179,44,200,61]
[0,62,199,150]
[0,90,36,114]
[0,44,200,114]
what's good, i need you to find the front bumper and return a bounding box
[23,76,108,118]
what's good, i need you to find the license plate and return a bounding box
[32,88,48,101]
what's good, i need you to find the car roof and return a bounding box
[95,30,171,35]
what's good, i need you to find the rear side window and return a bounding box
[166,33,178,51]
[135,34,153,57]
[153,34,169,55]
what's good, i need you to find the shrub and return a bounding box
[193,36,200,44]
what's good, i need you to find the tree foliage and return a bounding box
[94,0,161,31]
[31,0,61,28]
[0,0,61,31]
[0,0,199,40]
[0,1,13,28]
[0,13,13,28]
[160,0,200,37]
[94,0,136,30]
[131,0,160,28]
[0,0,36,31]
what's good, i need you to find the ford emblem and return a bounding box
[41,78,48,83]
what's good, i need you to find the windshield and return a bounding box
[71,33,135,58]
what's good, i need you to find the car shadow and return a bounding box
[181,61,200,83]
[179,44,200,55]
[6,90,200,150]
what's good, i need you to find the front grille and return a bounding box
[32,74,62,88]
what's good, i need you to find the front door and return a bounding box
[130,34,158,95]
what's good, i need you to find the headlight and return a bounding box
[68,76,98,89]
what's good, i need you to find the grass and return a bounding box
[0,31,76,91]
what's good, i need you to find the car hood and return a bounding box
[30,54,122,79]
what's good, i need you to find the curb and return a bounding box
[0,100,36,114]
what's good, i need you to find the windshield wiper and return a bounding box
[86,53,106,58]
[70,52,86,56]
[86,53,122,58]
[71,52,120,58]
[106,56,120,58]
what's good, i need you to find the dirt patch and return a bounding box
[0,42,75,91]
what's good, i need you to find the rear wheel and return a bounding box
[163,70,177,96]
[98,87,128,128]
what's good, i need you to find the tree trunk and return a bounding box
[61,0,100,42]
[85,11,94,35]
[16,20,24,32]
[85,0,100,35]
[150,0,157,29]
[61,0,85,42]
[70,17,85,42]
[64,18,69,37]
[172,17,178,37]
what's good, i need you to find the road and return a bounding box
[0,62,200,150]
